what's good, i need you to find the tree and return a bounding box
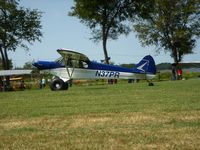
[69,0,140,64]
[0,57,13,69]
[133,0,200,64]
[23,61,33,69]
[0,0,42,85]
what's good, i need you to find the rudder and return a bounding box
[132,55,156,74]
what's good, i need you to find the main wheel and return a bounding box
[63,82,69,90]
[50,78,65,91]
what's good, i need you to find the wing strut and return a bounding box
[64,56,74,80]
[57,49,90,83]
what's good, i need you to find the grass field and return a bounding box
[0,79,200,149]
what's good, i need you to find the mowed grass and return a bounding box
[0,79,200,149]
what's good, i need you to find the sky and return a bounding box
[9,0,200,68]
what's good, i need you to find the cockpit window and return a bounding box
[55,57,89,68]
[69,60,88,68]
[82,61,88,68]
[55,57,65,66]
[77,60,88,68]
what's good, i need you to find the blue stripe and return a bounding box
[33,61,64,70]
[33,55,156,75]
[88,61,133,73]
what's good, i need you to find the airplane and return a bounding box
[33,48,156,91]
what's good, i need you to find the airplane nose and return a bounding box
[32,61,62,70]
[32,61,46,69]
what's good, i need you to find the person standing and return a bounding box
[42,77,46,88]
[171,63,177,80]
[177,68,182,80]
[39,79,43,89]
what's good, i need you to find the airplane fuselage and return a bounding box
[41,67,155,82]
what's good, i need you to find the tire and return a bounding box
[50,78,65,91]
[63,82,69,90]
[148,82,154,86]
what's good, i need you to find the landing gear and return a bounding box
[147,79,154,86]
[50,78,69,91]
[148,82,154,86]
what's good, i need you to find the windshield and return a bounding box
[55,57,65,66]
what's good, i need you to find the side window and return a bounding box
[77,61,88,68]
[72,60,79,68]
[67,58,73,67]
[57,58,89,69]
[82,61,88,68]
[67,59,81,68]
[78,61,84,68]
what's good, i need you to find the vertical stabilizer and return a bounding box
[132,55,156,74]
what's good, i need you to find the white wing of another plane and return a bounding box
[0,70,32,77]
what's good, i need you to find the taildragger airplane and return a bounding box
[33,49,156,91]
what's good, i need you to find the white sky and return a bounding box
[9,0,200,67]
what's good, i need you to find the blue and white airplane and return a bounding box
[33,49,156,90]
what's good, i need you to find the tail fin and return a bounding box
[132,55,156,74]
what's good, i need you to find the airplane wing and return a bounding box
[57,49,90,62]
[0,70,32,77]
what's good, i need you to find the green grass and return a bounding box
[1,79,200,149]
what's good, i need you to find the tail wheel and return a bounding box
[148,82,154,86]
[50,78,65,91]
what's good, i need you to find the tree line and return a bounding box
[0,0,200,85]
